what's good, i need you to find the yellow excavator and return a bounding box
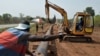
[45,0,94,42]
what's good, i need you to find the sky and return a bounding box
[0,0,100,19]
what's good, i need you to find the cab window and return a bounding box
[85,16,93,28]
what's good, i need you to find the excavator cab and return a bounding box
[84,15,94,34]
[71,12,94,35]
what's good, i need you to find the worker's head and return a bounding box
[80,17,83,21]
[15,20,30,32]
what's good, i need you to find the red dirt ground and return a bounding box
[56,27,100,56]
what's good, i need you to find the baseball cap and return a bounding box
[15,20,30,30]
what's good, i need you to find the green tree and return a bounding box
[0,15,3,24]
[2,13,12,24]
[85,7,95,17]
[12,17,21,23]
[25,16,33,22]
[94,15,100,26]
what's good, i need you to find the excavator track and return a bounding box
[64,36,93,42]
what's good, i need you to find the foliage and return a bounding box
[2,13,12,23]
[0,28,9,33]
[0,13,33,24]
[85,7,95,17]
[24,16,33,22]
[94,15,100,27]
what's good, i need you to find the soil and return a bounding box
[56,27,100,56]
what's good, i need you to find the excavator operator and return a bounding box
[76,17,84,31]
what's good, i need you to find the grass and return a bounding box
[30,24,36,34]
[0,28,9,33]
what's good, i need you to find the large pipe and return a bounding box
[35,25,53,56]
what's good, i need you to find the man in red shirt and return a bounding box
[0,20,64,56]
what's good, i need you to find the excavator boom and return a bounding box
[45,0,70,33]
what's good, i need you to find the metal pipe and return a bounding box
[35,25,54,56]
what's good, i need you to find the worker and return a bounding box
[79,18,84,26]
[40,23,44,31]
[36,23,38,32]
[25,41,33,56]
[0,20,64,56]
[76,17,84,31]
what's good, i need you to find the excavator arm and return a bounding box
[45,0,70,33]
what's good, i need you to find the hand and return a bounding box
[58,32,66,42]
[26,50,34,56]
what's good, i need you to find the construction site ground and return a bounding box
[27,24,100,56]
